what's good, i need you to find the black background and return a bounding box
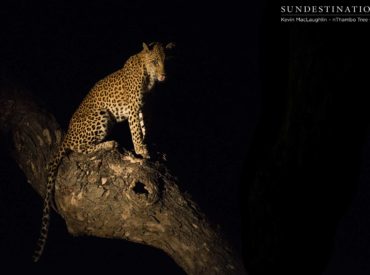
[1,1,370,274]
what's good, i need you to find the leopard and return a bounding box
[32,42,175,262]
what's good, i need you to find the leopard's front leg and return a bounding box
[128,109,150,158]
[139,111,146,140]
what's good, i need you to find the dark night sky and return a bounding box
[2,1,370,275]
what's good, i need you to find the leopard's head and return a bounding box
[142,42,175,82]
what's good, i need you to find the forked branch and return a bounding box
[0,87,246,275]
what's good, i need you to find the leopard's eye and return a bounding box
[152,59,159,65]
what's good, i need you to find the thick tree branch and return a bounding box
[0,87,246,275]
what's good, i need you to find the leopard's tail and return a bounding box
[32,145,68,262]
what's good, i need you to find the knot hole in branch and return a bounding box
[129,178,159,206]
[133,181,149,195]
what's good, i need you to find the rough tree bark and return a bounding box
[0,86,246,275]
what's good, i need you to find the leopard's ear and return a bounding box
[142,42,149,51]
[165,42,176,49]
